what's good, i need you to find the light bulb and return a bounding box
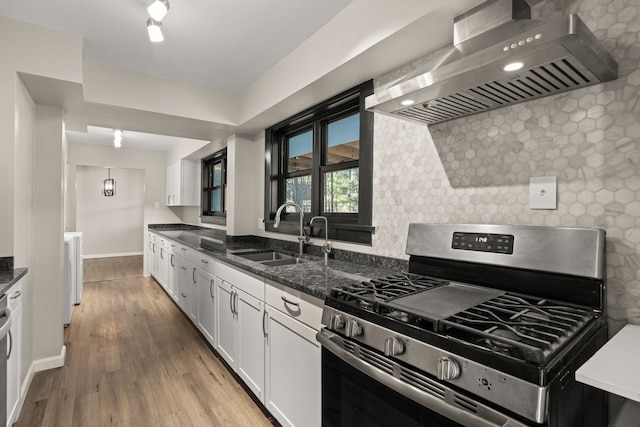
[503,62,524,72]
[148,0,169,21]
[147,19,164,43]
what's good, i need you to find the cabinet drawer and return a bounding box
[216,261,263,300]
[266,280,323,331]
[7,281,23,310]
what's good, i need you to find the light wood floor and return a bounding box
[16,257,275,426]
[83,256,144,283]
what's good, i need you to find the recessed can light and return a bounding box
[503,62,524,72]
[401,99,416,106]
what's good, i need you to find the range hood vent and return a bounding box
[366,0,618,126]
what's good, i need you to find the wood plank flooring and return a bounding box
[83,256,144,283]
[16,257,276,427]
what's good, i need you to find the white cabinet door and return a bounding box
[216,280,237,367]
[196,267,216,347]
[165,161,179,206]
[150,240,159,279]
[167,245,177,301]
[237,290,265,401]
[265,306,321,427]
[6,282,23,427]
[176,255,196,316]
[166,160,198,206]
[157,239,170,289]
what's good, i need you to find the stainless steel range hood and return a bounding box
[365,0,618,126]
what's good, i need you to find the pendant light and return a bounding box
[103,168,116,197]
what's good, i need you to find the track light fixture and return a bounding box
[113,129,123,148]
[148,0,170,21]
[146,18,164,43]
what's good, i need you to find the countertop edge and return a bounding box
[1,267,28,296]
[575,323,640,403]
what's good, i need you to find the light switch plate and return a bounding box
[257,218,264,230]
[529,176,557,209]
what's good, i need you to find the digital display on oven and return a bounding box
[452,232,514,254]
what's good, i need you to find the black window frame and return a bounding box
[264,81,374,245]
[201,148,227,225]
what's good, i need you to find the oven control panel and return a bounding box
[452,232,514,254]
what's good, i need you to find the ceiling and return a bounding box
[1,0,484,152]
[0,0,352,92]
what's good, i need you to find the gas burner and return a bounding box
[485,326,521,349]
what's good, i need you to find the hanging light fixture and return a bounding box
[103,168,116,197]
[113,129,123,148]
[147,18,164,42]
[147,0,170,21]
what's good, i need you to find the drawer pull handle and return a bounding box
[281,296,299,307]
[201,259,209,264]
[11,291,21,300]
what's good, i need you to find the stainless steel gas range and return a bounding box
[317,224,607,427]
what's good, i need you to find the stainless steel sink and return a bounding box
[261,257,307,267]
[233,251,307,266]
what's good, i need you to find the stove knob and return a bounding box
[328,314,345,330]
[437,356,460,380]
[384,337,404,356]
[344,320,363,337]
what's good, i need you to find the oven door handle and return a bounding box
[316,329,529,427]
[0,307,12,339]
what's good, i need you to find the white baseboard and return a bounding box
[15,345,66,424]
[84,251,143,259]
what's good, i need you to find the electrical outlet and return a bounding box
[257,218,264,230]
[154,201,160,209]
[529,176,557,209]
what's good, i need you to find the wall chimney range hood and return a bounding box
[365,0,618,126]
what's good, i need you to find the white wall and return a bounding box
[13,77,36,385]
[76,166,145,257]
[32,105,65,361]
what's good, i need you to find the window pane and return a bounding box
[324,167,359,213]
[211,189,221,212]
[285,175,312,212]
[213,162,222,186]
[288,130,313,172]
[327,113,359,165]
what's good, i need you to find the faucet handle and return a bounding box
[323,241,332,253]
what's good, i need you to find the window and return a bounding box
[265,81,374,244]
[201,148,227,224]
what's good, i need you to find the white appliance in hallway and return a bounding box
[64,232,84,325]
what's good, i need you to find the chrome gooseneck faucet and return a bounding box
[310,216,332,267]
[274,202,309,258]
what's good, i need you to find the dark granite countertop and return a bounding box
[0,268,28,296]
[148,225,398,300]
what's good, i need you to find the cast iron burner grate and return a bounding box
[439,293,596,363]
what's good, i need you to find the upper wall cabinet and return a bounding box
[166,160,199,206]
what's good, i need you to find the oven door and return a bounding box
[317,329,530,427]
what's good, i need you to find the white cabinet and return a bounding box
[166,242,178,302]
[195,267,216,347]
[216,280,238,366]
[265,282,323,427]
[6,280,23,427]
[157,237,170,289]
[176,255,197,321]
[149,234,159,278]
[216,273,265,402]
[166,160,199,206]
